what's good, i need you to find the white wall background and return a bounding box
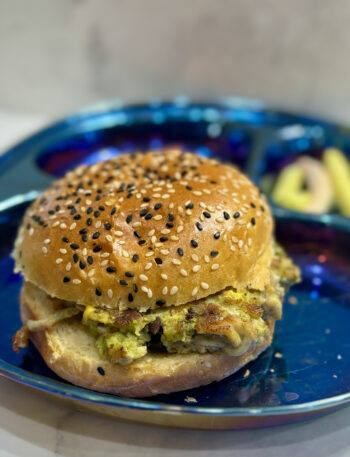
[1,0,350,122]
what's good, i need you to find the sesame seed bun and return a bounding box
[14,149,273,311]
[20,281,275,397]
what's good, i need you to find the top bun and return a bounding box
[14,149,273,311]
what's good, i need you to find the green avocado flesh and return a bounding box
[83,244,300,365]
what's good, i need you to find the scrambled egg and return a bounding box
[81,243,300,365]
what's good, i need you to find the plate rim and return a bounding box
[1,195,350,418]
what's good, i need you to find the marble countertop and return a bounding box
[0,112,350,457]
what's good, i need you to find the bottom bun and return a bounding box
[20,282,275,398]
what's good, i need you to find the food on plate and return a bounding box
[12,149,300,397]
[268,147,350,216]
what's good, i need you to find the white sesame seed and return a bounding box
[145,262,152,270]
[216,217,224,223]
[208,206,215,212]
[106,234,113,242]
[154,215,162,221]
[170,286,178,295]
[238,240,244,249]
[147,289,153,298]
[101,259,108,266]
[178,206,184,213]
[107,289,113,298]
[186,210,193,216]
[151,236,157,243]
[133,221,142,227]
[201,282,209,290]
[136,193,142,199]
[69,223,77,230]
[191,254,199,262]
[155,242,162,248]
[246,222,251,230]
[161,273,168,280]
[115,231,123,237]
[161,229,170,235]
[145,251,154,257]
[95,221,102,229]
[52,222,59,228]
[199,202,207,209]
[153,193,161,198]
[192,287,199,296]
[204,255,210,263]
[101,252,110,258]
[160,249,169,255]
[172,259,181,265]
[82,248,87,256]
[230,245,236,252]
[180,269,188,277]
[148,229,155,236]
[141,286,148,294]
[86,199,92,205]
[244,245,248,254]
[177,226,184,233]
[88,269,95,277]
[44,238,51,244]
[162,286,168,295]
[162,194,170,199]
[60,248,67,254]
[60,223,67,229]
[55,258,63,264]
[193,191,202,196]
[42,246,48,254]
[211,264,219,271]
[72,279,81,285]
[169,202,174,209]
[192,265,201,273]
[170,236,179,241]
[140,274,148,282]
[248,237,252,246]
[203,189,211,195]
[29,227,35,236]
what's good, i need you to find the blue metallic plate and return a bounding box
[0,99,350,429]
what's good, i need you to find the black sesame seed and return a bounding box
[70,243,79,250]
[260,205,265,212]
[138,239,146,245]
[82,234,88,242]
[155,258,163,265]
[62,236,69,243]
[94,210,100,218]
[128,293,134,302]
[177,247,184,256]
[120,279,128,286]
[251,217,256,226]
[79,260,86,270]
[186,185,193,191]
[125,271,134,277]
[107,267,116,273]
[133,284,138,293]
[134,231,141,239]
[154,203,162,210]
[86,218,92,226]
[156,300,166,306]
[92,232,100,239]
[70,208,76,215]
[168,214,174,221]
[250,202,256,208]
[126,214,132,224]
[97,366,105,376]
[166,222,174,228]
[132,254,139,263]
[93,245,102,252]
[104,222,111,230]
[145,213,153,220]
[73,253,79,263]
[48,210,55,215]
[143,197,150,202]
[63,276,70,283]
[233,212,240,219]
[191,240,198,248]
[95,287,102,296]
[127,193,133,199]
[210,250,219,257]
[203,211,211,219]
[185,202,194,209]
[140,208,148,217]
[87,207,93,214]
[111,207,117,215]
[79,228,88,234]
[223,211,230,220]
[196,222,203,231]
[87,256,93,265]
[95,196,101,201]
[214,232,220,239]
[159,237,168,242]
[99,205,105,211]
[73,214,81,220]
[55,205,60,212]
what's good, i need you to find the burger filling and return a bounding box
[13,244,300,364]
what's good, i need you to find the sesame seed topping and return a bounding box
[63,276,70,283]
[161,273,168,280]
[172,259,181,265]
[192,287,199,296]
[201,282,209,290]
[154,214,162,220]
[145,262,152,270]
[214,232,220,239]
[203,211,211,219]
[42,247,48,254]
[196,222,203,231]
[44,238,51,244]
[162,287,168,295]
[211,264,219,271]
[192,265,201,273]
[191,240,198,248]
[251,217,256,225]
[170,286,178,295]
[95,287,102,296]
[140,274,148,281]
[72,279,81,285]
[233,212,240,218]
[56,258,63,264]
[132,254,139,262]
[204,255,210,263]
